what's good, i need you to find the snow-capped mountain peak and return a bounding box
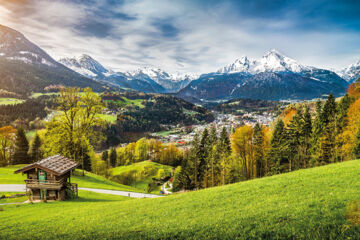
[217,56,252,74]
[217,49,308,74]
[338,59,360,82]
[59,54,109,78]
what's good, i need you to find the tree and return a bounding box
[0,126,15,166]
[109,148,117,168]
[12,128,30,164]
[218,127,231,185]
[30,134,42,163]
[43,87,104,173]
[190,133,201,189]
[318,94,337,164]
[101,150,109,166]
[135,138,149,162]
[231,125,255,179]
[300,106,312,168]
[253,123,265,177]
[353,124,360,159]
[268,119,286,174]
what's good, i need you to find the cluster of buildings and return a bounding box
[152,112,276,147]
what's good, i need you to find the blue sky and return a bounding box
[0,0,359,73]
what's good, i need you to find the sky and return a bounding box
[0,0,359,74]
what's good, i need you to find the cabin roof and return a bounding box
[14,154,79,176]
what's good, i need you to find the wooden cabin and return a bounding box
[14,155,79,201]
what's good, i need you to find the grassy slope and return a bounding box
[112,161,172,192]
[1,160,359,239]
[0,97,24,105]
[0,165,141,192]
[105,97,144,109]
[0,192,27,204]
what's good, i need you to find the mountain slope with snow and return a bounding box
[0,24,106,95]
[60,56,194,93]
[338,60,360,82]
[178,50,349,101]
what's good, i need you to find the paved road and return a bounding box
[0,184,163,199]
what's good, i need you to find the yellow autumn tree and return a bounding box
[231,125,255,179]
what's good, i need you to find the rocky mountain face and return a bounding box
[0,24,106,96]
[178,50,349,101]
[338,60,360,82]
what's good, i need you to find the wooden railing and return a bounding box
[24,179,65,189]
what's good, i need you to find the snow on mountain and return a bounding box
[59,55,197,92]
[59,54,109,78]
[217,49,308,74]
[0,24,57,67]
[338,59,360,82]
[125,67,198,83]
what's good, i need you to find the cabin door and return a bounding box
[38,170,47,200]
[38,170,46,183]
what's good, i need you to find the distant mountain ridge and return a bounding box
[338,59,360,82]
[59,56,196,93]
[178,50,349,101]
[0,24,107,96]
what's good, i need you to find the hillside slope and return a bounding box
[1,160,359,239]
[0,24,107,96]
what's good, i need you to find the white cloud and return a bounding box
[0,0,359,74]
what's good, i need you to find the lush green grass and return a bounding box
[105,97,144,109]
[1,160,360,239]
[26,130,36,140]
[155,128,181,137]
[30,92,59,98]
[112,161,172,193]
[0,97,24,105]
[0,192,27,204]
[0,165,28,184]
[98,113,117,123]
[0,165,141,192]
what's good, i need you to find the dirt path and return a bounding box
[0,184,163,199]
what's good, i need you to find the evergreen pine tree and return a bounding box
[218,127,231,185]
[190,133,201,189]
[199,128,210,188]
[269,119,285,174]
[253,123,265,177]
[12,128,30,164]
[318,94,337,164]
[101,150,109,166]
[110,148,117,168]
[301,106,312,168]
[30,134,42,163]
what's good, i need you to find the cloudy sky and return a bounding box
[0,0,359,74]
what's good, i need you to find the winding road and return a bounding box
[0,184,163,199]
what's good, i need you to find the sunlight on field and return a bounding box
[0,98,24,105]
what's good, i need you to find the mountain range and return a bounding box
[0,24,359,101]
[59,55,196,93]
[0,24,107,96]
[178,50,353,101]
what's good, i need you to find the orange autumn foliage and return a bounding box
[348,79,360,99]
[341,98,360,160]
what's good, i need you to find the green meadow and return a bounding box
[112,160,172,192]
[0,165,141,192]
[105,97,145,108]
[0,160,359,239]
[0,98,24,105]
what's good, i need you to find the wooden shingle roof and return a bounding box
[14,154,79,176]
